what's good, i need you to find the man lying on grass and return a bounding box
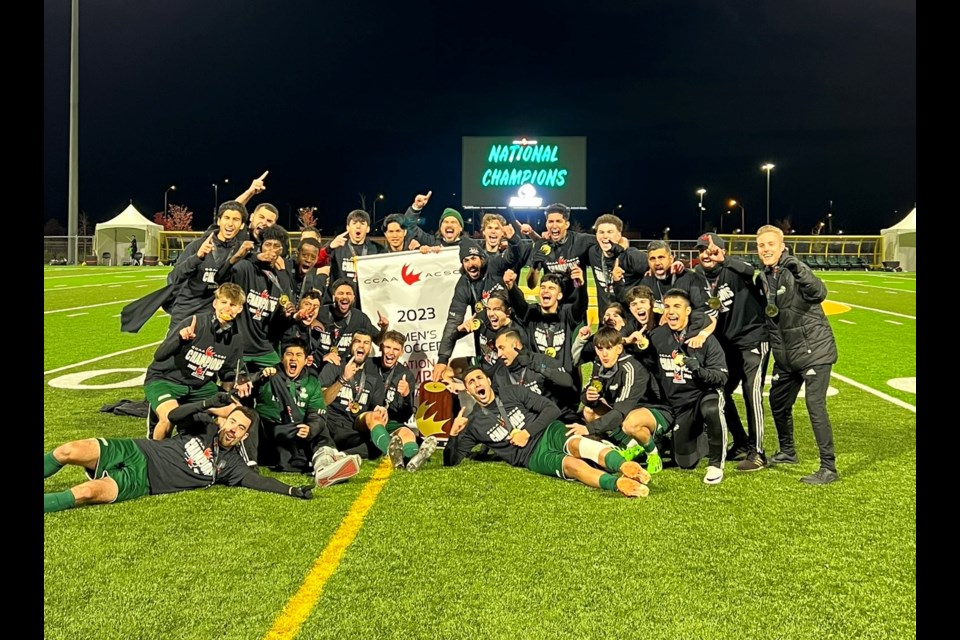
[443,366,652,497]
[44,395,322,514]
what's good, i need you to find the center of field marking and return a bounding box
[264,459,394,640]
[43,341,162,376]
[831,372,916,413]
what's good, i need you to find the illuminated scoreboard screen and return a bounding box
[461,136,587,208]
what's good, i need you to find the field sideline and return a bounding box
[43,266,916,640]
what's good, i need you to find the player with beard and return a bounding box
[316,279,389,365]
[526,203,595,306]
[507,272,588,387]
[373,331,440,472]
[694,233,771,471]
[432,244,509,381]
[415,207,482,253]
[491,329,579,422]
[443,367,652,498]
[648,288,730,485]
[640,240,717,343]
[568,327,672,474]
[253,338,362,485]
[145,283,250,442]
[318,331,389,459]
[474,291,530,373]
[44,397,319,514]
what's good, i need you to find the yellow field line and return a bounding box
[264,459,393,640]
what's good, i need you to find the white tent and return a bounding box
[881,207,916,272]
[94,203,163,265]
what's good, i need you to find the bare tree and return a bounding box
[298,207,317,230]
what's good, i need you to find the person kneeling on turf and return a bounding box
[443,366,651,497]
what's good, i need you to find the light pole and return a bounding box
[372,193,385,222]
[761,163,775,225]
[696,188,706,234]
[164,184,176,217]
[212,179,230,217]
[729,199,745,234]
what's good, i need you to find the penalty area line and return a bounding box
[831,372,915,414]
[44,341,162,376]
[264,459,394,640]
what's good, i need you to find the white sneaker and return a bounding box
[406,436,438,472]
[311,446,337,471]
[704,465,724,485]
[314,455,361,488]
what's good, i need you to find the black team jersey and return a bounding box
[696,257,768,349]
[315,305,379,363]
[529,231,595,306]
[377,358,418,425]
[648,325,729,410]
[437,270,508,365]
[490,352,579,421]
[508,284,588,381]
[640,270,712,318]
[586,243,643,313]
[443,385,562,468]
[318,359,385,439]
[582,354,668,436]
[475,321,530,373]
[610,247,649,304]
[229,259,292,359]
[146,312,242,388]
[138,399,295,496]
[166,231,241,329]
[328,239,384,309]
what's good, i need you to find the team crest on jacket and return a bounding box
[185,345,227,380]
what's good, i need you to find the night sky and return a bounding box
[44,0,916,239]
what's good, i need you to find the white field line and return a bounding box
[857,290,868,293]
[43,270,142,280]
[44,299,137,314]
[831,281,915,293]
[44,341,163,376]
[831,372,916,413]
[838,319,856,324]
[885,320,904,325]
[44,280,158,292]
[65,313,88,318]
[828,301,915,320]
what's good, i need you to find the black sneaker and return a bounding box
[769,450,799,465]
[800,468,839,485]
[736,450,768,472]
[727,443,751,461]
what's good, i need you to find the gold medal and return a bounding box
[673,353,686,368]
[278,294,291,307]
[349,401,361,414]
[539,244,551,255]
[475,301,484,312]
[765,304,779,318]
[654,303,665,314]
[471,318,481,331]
[638,336,649,350]
[589,379,604,393]
[708,296,721,310]
[544,347,557,358]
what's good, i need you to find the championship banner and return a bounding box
[356,247,474,438]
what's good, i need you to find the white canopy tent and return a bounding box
[94,203,163,265]
[881,207,916,272]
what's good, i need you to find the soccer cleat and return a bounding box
[387,434,405,470]
[406,436,438,473]
[619,461,652,485]
[314,455,361,488]
[727,443,751,461]
[645,452,663,475]
[800,468,839,485]
[619,444,645,462]
[769,450,799,465]
[703,465,724,485]
[737,450,769,472]
[616,477,650,498]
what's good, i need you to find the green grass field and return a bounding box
[43,265,916,640]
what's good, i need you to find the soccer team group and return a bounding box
[43,174,840,514]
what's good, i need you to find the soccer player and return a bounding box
[145,283,248,441]
[44,396,320,514]
[756,225,839,485]
[316,279,388,364]
[443,367,652,498]
[648,288,730,485]
[491,328,579,422]
[640,240,716,341]
[526,202,595,305]
[325,209,385,303]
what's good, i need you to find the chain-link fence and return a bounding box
[43,236,94,264]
